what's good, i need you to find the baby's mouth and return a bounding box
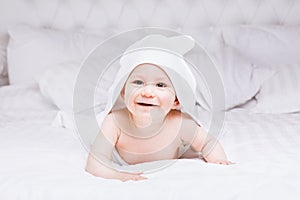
[136,102,157,107]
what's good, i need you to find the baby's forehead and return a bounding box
[129,63,169,77]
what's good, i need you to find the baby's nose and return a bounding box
[141,85,155,97]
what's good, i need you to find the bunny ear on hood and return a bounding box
[95,34,202,141]
[125,34,195,55]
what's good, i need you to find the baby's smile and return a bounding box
[135,99,158,107]
[136,102,157,107]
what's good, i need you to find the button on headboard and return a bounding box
[0,0,300,32]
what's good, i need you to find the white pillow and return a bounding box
[37,60,110,130]
[221,26,300,67]
[7,24,103,85]
[38,61,81,129]
[253,64,300,113]
[191,45,274,110]
[38,61,81,112]
[0,84,57,112]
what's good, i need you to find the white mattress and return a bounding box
[0,85,299,200]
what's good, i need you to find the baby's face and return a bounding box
[122,63,178,118]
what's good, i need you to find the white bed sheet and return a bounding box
[0,85,299,200]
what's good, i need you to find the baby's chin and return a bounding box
[130,105,169,118]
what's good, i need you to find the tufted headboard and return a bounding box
[0,0,300,33]
[1,0,299,122]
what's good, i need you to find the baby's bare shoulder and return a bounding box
[103,112,115,124]
[169,111,198,130]
[101,112,120,133]
[169,110,199,139]
[169,110,195,123]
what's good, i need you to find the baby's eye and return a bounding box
[133,80,144,85]
[156,82,167,88]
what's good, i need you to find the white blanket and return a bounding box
[0,85,299,200]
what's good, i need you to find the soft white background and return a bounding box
[0,1,300,200]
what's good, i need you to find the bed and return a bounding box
[0,0,300,199]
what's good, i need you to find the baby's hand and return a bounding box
[116,171,148,182]
[208,160,235,165]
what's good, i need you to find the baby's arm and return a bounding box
[85,114,147,181]
[86,154,146,181]
[183,123,233,165]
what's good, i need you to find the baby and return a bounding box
[86,35,232,181]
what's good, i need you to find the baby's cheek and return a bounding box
[125,87,138,101]
[160,94,176,106]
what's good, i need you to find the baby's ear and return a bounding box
[172,98,180,109]
[120,88,125,99]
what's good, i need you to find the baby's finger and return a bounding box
[132,175,148,181]
[227,161,236,165]
[121,174,147,182]
[220,160,235,165]
[123,171,144,175]
[138,175,148,180]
